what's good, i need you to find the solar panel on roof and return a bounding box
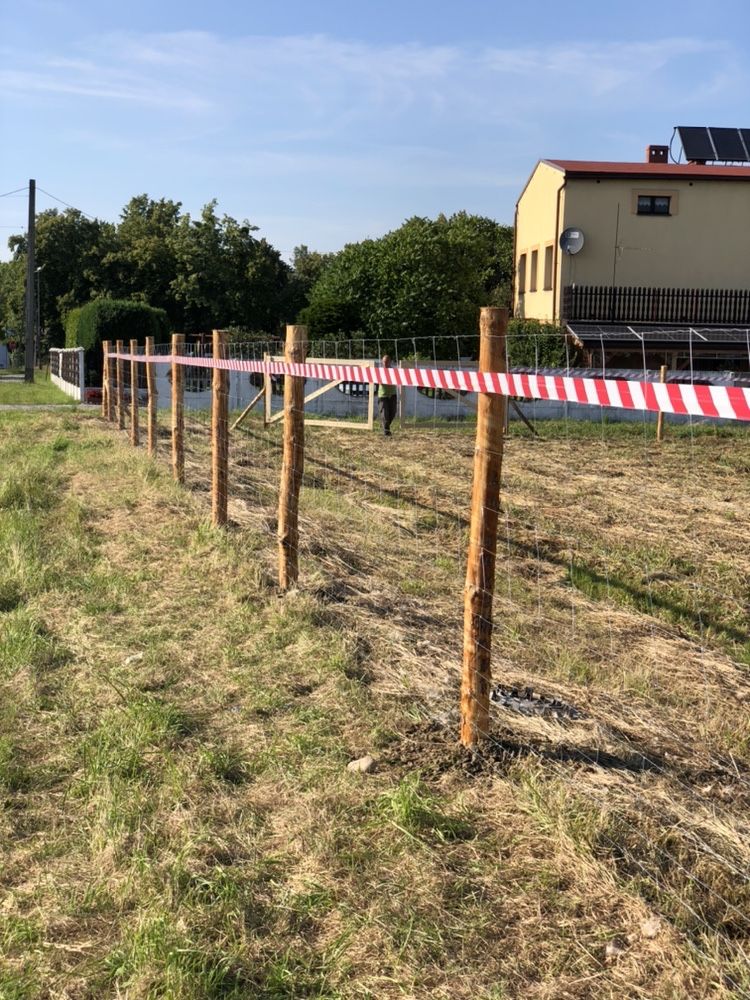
[677,126,716,161]
[709,127,748,161]
[677,125,750,162]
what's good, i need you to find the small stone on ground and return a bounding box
[347,755,377,774]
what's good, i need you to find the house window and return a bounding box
[543,245,553,290]
[529,249,538,292]
[518,253,527,293]
[637,195,671,216]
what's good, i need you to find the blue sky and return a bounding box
[2,0,749,262]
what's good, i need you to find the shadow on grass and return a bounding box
[186,424,749,660]
[567,560,750,654]
[482,732,663,774]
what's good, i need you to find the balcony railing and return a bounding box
[563,285,750,325]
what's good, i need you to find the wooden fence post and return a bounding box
[397,362,404,431]
[278,324,308,590]
[115,339,125,430]
[145,336,157,456]
[656,364,668,442]
[102,340,110,419]
[106,341,115,422]
[263,352,272,427]
[129,339,140,446]
[172,333,185,484]
[460,307,508,748]
[211,329,229,527]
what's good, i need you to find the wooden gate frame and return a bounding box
[263,355,376,431]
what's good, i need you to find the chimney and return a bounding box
[646,145,669,164]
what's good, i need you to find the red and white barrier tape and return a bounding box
[107,352,750,422]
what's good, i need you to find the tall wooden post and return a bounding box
[129,339,140,446]
[656,364,668,443]
[101,340,110,419]
[24,180,36,383]
[106,341,115,422]
[460,307,508,748]
[145,336,157,456]
[263,352,272,428]
[397,362,404,431]
[278,324,308,590]
[171,333,185,484]
[115,339,125,430]
[211,329,229,527]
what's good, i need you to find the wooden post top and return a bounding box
[212,328,227,360]
[285,324,309,362]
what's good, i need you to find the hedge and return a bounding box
[65,299,169,353]
[64,307,83,350]
[506,319,573,368]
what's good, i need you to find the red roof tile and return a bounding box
[544,159,750,180]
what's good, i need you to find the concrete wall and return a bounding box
[145,366,737,429]
[151,368,479,423]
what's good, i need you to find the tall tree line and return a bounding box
[0,199,515,356]
[0,196,295,347]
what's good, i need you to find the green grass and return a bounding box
[1,408,749,999]
[0,368,76,405]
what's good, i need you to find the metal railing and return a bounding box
[563,285,750,325]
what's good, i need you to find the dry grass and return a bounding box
[1,405,749,998]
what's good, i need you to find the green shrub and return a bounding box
[506,319,574,368]
[64,307,83,349]
[67,299,169,354]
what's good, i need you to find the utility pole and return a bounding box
[24,179,36,383]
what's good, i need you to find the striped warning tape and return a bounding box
[108,352,750,422]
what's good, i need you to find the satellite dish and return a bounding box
[560,227,584,255]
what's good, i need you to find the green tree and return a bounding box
[282,245,334,321]
[169,201,290,334]
[302,213,514,356]
[7,208,117,347]
[0,257,25,336]
[105,195,182,320]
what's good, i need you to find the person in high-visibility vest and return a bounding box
[378,355,397,437]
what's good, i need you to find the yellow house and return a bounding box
[514,151,750,368]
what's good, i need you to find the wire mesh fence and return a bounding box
[105,314,750,990]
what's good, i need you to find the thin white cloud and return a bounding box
[3,30,737,125]
[200,146,523,190]
[2,26,745,265]
[0,65,211,113]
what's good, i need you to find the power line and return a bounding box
[0,186,28,198]
[36,186,96,220]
